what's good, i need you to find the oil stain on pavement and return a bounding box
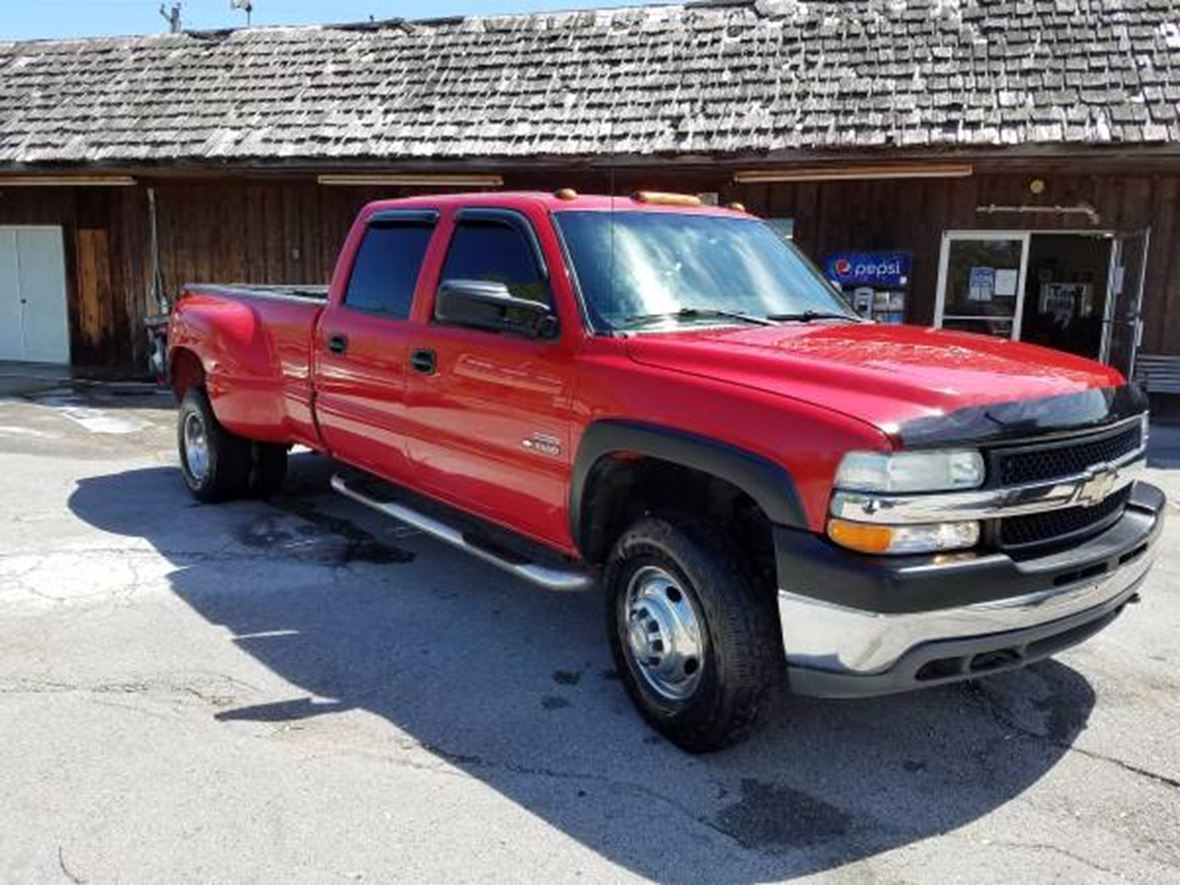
[714,778,858,849]
[238,497,414,566]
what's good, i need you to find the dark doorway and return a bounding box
[1019,233,1113,360]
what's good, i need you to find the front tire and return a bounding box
[177,388,251,503]
[604,516,781,753]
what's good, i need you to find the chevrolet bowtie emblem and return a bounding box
[1076,467,1117,508]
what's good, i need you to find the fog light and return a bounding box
[828,518,980,555]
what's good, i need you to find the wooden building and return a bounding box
[1,0,1179,402]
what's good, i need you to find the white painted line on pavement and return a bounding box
[57,406,153,435]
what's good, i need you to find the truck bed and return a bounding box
[184,283,330,302]
[171,282,328,448]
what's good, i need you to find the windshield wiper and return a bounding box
[765,309,860,323]
[622,307,777,328]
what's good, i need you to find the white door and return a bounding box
[0,226,69,364]
[0,231,23,359]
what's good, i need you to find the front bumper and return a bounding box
[777,481,1165,698]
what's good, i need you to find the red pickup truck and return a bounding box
[169,190,1164,751]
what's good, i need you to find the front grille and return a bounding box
[993,422,1141,487]
[999,485,1132,550]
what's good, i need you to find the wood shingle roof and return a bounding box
[2,0,1180,168]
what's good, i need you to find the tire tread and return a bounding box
[605,515,781,752]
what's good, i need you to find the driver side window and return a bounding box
[439,219,550,306]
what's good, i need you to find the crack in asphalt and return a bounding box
[968,683,1180,792]
[974,838,1124,878]
[57,845,86,884]
[277,729,763,860]
[414,739,754,855]
[333,734,922,866]
[0,676,253,708]
[1063,743,1180,791]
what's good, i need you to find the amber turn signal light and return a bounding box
[826,518,895,554]
[827,517,981,555]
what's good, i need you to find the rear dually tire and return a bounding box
[177,388,251,503]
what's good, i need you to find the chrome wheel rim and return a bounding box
[622,565,706,701]
[183,412,210,482]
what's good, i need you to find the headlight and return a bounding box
[834,449,984,493]
[829,448,984,554]
[828,518,980,555]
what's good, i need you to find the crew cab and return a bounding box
[168,191,1164,752]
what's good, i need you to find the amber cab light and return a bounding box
[631,191,703,207]
[554,188,578,200]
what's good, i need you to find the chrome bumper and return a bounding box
[777,479,1164,697]
[778,544,1154,677]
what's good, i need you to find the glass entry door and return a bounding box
[1100,228,1150,378]
[935,231,1030,340]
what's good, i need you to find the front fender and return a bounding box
[570,419,807,557]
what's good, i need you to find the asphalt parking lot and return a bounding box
[1,380,1178,884]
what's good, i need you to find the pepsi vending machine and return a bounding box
[824,251,911,324]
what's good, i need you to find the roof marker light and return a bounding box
[554,188,578,200]
[631,191,702,207]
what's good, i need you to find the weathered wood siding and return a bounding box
[2,168,1179,372]
[0,181,390,368]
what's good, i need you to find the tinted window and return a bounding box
[439,220,549,304]
[344,222,435,318]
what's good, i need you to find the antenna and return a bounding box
[159,3,182,33]
[609,158,617,334]
[231,0,254,27]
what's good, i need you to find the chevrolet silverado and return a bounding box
[168,191,1164,751]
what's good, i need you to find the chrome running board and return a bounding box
[330,473,594,592]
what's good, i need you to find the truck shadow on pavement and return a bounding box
[69,455,1097,882]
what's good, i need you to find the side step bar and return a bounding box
[330,474,594,592]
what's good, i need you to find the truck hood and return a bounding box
[624,323,1126,442]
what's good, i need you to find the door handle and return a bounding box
[327,334,348,355]
[410,348,437,375]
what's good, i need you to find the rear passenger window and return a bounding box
[344,223,434,318]
[439,220,549,305]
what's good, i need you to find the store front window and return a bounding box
[935,229,1149,377]
[935,232,1029,340]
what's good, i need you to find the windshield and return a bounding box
[553,210,856,331]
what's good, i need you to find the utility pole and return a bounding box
[231,1,254,27]
[159,3,182,34]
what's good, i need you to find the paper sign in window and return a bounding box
[994,268,1019,297]
[968,266,995,302]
